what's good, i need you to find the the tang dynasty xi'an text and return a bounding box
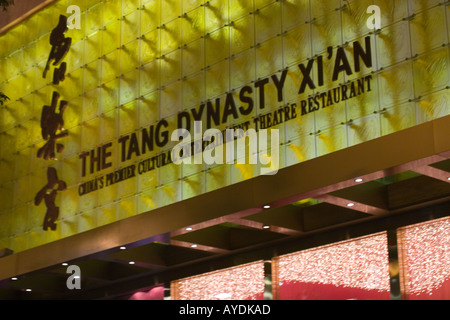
[78,36,374,197]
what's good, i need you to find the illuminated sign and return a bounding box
[77,36,374,197]
[0,0,448,253]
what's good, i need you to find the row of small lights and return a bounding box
[118,246,137,265]
[346,178,364,207]
[179,177,369,246]
[182,204,274,249]
[10,277,32,292]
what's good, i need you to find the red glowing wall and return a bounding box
[273,232,391,300]
[398,217,450,300]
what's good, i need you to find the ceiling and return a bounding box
[1,151,449,300]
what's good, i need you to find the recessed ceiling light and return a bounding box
[347,203,355,207]
[263,225,270,229]
[186,227,193,231]
[263,205,271,209]
[355,178,363,183]
[26,289,32,292]
[191,244,198,248]
[120,246,126,250]
[129,261,135,265]
[447,177,450,181]
[62,262,68,266]
[11,277,17,281]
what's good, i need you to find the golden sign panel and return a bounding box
[0,0,449,253]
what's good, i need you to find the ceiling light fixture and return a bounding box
[191,244,198,248]
[347,203,355,207]
[186,227,193,231]
[263,205,271,209]
[355,178,363,183]
[120,246,126,250]
[129,261,135,265]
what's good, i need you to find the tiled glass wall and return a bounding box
[0,0,449,253]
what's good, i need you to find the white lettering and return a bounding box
[66,5,81,30]
[66,265,81,290]
[170,121,279,175]
[367,5,381,30]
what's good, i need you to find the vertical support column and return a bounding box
[387,230,401,300]
[264,260,273,300]
[164,284,171,300]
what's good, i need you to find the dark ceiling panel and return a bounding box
[302,203,371,232]
[171,223,287,251]
[388,175,450,209]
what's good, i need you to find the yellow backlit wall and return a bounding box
[0,0,449,253]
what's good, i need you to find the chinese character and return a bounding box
[37,91,69,160]
[34,167,67,231]
[43,15,72,85]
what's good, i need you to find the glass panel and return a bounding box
[182,38,204,77]
[256,36,283,80]
[160,49,182,86]
[160,81,182,118]
[285,134,316,166]
[205,27,230,67]
[120,40,140,75]
[122,10,140,45]
[119,100,138,136]
[141,7,160,37]
[141,29,160,64]
[119,69,139,105]
[182,73,205,109]
[229,0,254,21]
[206,59,230,98]
[231,14,254,56]
[139,91,160,127]
[182,171,206,200]
[161,0,182,24]
[230,49,254,90]
[160,19,181,55]
[136,190,157,215]
[316,125,347,157]
[86,3,103,37]
[413,47,449,98]
[205,0,228,33]
[181,6,205,44]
